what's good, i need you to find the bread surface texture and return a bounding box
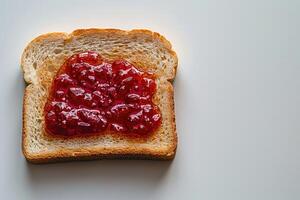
[22,28,178,163]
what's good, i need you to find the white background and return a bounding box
[0,0,299,199]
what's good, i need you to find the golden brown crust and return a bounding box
[22,28,178,163]
[25,145,176,164]
[22,86,29,160]
[26,152,175,164]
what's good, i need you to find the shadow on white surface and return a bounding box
[25,159,173,188]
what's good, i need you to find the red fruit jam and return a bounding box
[44,51,161,136]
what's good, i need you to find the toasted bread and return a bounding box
[22,28,178,163]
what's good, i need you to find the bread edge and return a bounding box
[21,28,178,164]
[21,28,178,84]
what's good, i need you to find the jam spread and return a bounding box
[44,51,161,136]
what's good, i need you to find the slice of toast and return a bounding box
[22,28,178,163]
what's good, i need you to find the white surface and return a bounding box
[0,0,299,199]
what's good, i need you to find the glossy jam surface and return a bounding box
[44,52,161,136]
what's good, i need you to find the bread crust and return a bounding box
[22,28,178,163]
